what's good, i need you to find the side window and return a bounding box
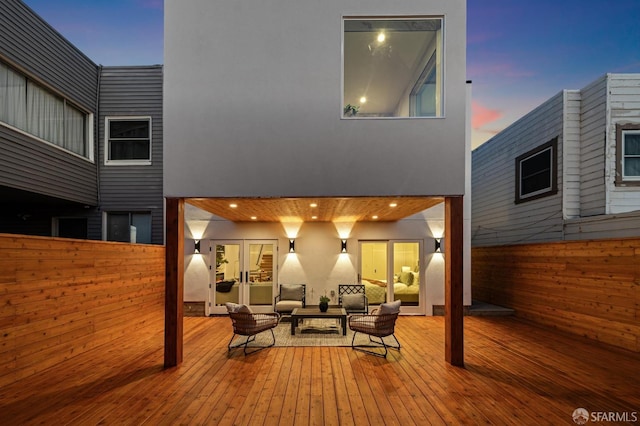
[106,117,151,165]
[515,138,558,203]
[106,212,151,243]
[616,124,640,185]
[343,17,443,118]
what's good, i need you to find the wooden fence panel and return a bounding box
[472,238,640,352]
[0,234,165,387]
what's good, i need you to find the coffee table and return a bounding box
[290,307,347,335]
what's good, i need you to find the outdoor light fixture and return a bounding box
[341,239,347,253]
[434,238,442,253]
[194,239,201,254]
[289,239,295,253]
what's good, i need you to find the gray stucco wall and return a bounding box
[164,0,467,198]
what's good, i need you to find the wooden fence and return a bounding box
[0,234,165,388]
[472,238,639,352]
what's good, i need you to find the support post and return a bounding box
[445,196,464,366]
[164,197,184,367]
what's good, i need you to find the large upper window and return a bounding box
[343,17,443,118]
[515,138,558,203]
[616,124,640,185]
[106,117,151,165]
[0,61,91,159]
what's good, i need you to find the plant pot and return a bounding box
[319,302,329,312]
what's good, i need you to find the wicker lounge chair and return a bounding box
[348,300,401,358]
[226,303,280,355]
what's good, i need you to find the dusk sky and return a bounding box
[22,0,640,149]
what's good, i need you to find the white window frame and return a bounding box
[622,129,640,181]
[105,116,152,166]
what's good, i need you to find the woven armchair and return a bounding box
[348,300,401,358]
[227,310,280,355]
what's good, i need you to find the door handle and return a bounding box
[245,271,249,283]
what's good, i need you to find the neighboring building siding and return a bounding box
[607,73,640,214]
[578,75,607,216]
[564,210,640,240]
[0,0,97,111]
[0,0,98,208]
[562,90,582,219]
[471,92,565,246]
[98,66,164,244]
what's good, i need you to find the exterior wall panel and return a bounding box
[607,74,640,213]
[579,76,607,216]
[471,93,565,246]
[164,0,467,198]
[98,66,164,244]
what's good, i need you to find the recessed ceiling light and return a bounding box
[310,203,318,208]
[229,203,238,208]
[377,32,385,43]
[250,216,257,220]
[311,215,318,220]
[372,215,379,220]
[389,202,397,208]
[359,96,367,104]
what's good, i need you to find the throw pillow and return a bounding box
[237,304,253,314]
[225,302,241,313]
[280,284,303,301]
[378,300,401,315]
[342,293,365,310]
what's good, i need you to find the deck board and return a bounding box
[0,316,639,425]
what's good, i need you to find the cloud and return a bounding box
[471,101,503,130]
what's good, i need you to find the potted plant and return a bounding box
[319,294,330,312]
[343,104,359,117]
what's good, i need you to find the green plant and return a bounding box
[319,295,330,304]
[343,104,359,116]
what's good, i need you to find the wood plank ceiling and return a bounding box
[187,197,443,223]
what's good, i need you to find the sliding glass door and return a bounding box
[208,240,277,314]
[358,240,423,314]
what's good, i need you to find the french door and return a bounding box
[208,240,277,314]
[358,240,424,314]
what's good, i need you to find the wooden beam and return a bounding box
[164,197,184,367]
[444,196,464,366]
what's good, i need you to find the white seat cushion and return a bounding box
[275,300,303,312]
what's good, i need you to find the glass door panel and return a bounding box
[210,241,242,312]
[359,241,388,307]
[391,241,420,308]
[246,242,275,308]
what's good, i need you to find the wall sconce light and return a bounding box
[434,238,442,253]
[194,239,201,254]
[289,239,295,253]
[341,239,347,253]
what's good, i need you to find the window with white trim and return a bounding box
[0,60,91,159]
[515,138,558,203]
[616,124,640,185]
[105,117,151,165]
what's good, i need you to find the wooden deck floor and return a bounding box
[1,315,638,425]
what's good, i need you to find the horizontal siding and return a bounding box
[607,74,640,213]
[562,91,582,218]
[0,126,97,205]
[0,0,97,111]
[564,211,640,240]
[579,75,607,216]
[472,92,565,247]
[472,238,640,352]
[98,66,164,244]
